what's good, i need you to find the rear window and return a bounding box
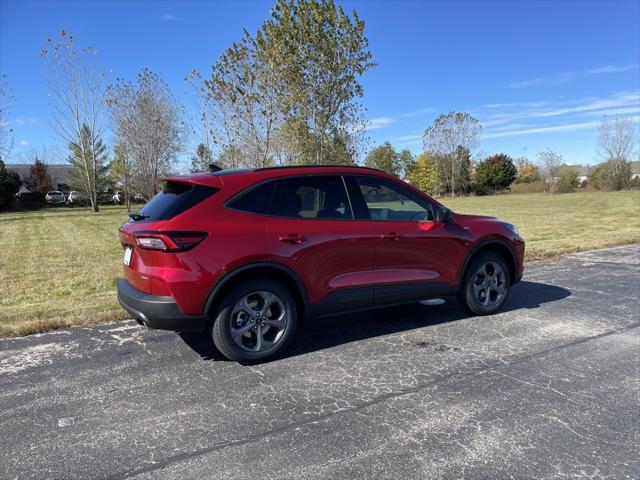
[135,182,217,221]
[227,181,276,215]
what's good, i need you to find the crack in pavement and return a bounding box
[108,321,640,479]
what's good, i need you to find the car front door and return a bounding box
[266,175,377,315]
[344,174,468,306]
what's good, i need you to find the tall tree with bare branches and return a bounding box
[41,30,107,212]
[107,69,184,200]
[598,114,638,190]
[537,148,562,194]
[423,112,481,196]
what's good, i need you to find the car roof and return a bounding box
[161,164,395,189]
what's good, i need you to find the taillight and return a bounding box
[133,231,208,252]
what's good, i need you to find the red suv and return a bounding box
[117,165,524,363]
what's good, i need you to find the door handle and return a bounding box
[278,234,307,245]
[380,232,400,241]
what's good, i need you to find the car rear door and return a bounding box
[265,174,377,315]
[344,174,467,306]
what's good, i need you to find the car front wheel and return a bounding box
[458,253,511,315]
[211,278,298,364]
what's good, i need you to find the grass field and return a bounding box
[1,190,639,337]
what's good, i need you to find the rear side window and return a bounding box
[135,181,216,221]
[270,175,353,220]
[227,181,276,215]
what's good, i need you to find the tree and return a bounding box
[68,123,108,204]
[597,115,638,190]
[473,154,517,195]
[196,0,375,166]
[537,148,562,193]
[365,141,400,175]
[397,149,415,180]
[25,159,53,203]
[42,31,108,212]
[557,169,579,193]
[107,69,184,200]
[514,157,541,183]
[423,112,482,196]
[406,151,440,194]
[217,144,244,169]
[588,160,632,191]
[190,143,214,173]
[109,143,132,211]
[0,159,21,210]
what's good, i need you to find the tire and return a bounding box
[457,252,511,315]
[211,277,298,364]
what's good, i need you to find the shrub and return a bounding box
[557,169,579,193]
[0,159,22,210]
[473,153,517,195]
[509,180,546,194]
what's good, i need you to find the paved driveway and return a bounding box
[1,245,639,479]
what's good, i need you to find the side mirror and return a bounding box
[434,205,452,223]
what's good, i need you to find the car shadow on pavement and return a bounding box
[179,280,571,362]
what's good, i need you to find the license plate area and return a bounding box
[123,246,133,266]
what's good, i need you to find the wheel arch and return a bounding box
[458,239,518,289]
[203,262,309,327]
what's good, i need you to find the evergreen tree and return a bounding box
[0,158,21,210]
[68,123,108,211]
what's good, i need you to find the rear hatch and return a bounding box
[118,178,220,294]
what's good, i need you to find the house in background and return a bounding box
[5,164,72,193]
[631,161,640,180]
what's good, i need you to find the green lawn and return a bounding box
[1,190,639,337]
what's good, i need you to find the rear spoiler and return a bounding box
[157,174,223,189]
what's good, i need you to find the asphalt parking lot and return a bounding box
[1,244,638,479]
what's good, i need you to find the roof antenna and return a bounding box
[208,163,223,173]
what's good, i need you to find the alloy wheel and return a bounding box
[229,291,287,352]
[473,261,506,307]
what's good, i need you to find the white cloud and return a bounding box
[395,133,422,142]
[509,72,575,89]
[398,107,433,118]
[586,64,637,74]
[3,116,39,126]
[367,117,395,130]
[479,90,640,128]
[366,107,433,131]
[18,140,29,146]
[484,121,601,139]
[161,13,179,21]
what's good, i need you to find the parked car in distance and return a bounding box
[14,191,43,208]
[67,191,87,206]
[117,165,525,363]
[45,191,66,205]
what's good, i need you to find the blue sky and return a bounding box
[1,0,639,166]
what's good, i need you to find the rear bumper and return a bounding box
[116,279,207,332]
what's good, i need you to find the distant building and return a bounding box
[5,163,72,192]
[631,161,640,180]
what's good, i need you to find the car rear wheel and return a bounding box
[458,252,510,315]
[211,278,298,363]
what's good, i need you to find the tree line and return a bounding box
[366,112,638,197]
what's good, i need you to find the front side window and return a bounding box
[351,175,433,221]
[270,175,353,220]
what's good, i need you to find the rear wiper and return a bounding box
[128,212,149,221]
